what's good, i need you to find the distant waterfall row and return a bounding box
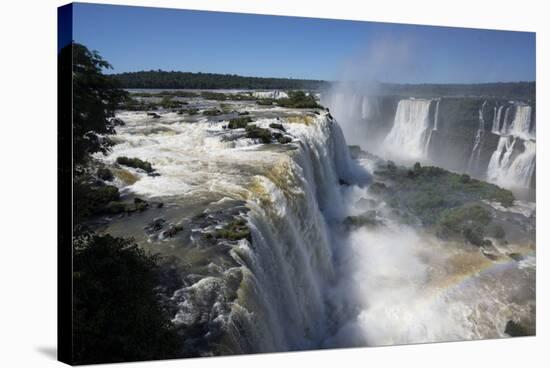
[322,91,535,191]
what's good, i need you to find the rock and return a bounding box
[504,320,530,337]
[245,125,272,143]
[157,202,164,208]
[277,136,292,144]
[508,253,525,262]
[111,118,125,126]
[145,217,165,233]
[269,123,286,132]
[147,112,161,119]
[97,168,114,182]
[343,211,383,229]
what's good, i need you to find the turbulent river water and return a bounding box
[97,95,535,356]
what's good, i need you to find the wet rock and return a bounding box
[269,122,286,132]
[111,117,125,126]
[277,136,292,144]
[508,253,525,262]
[343,211,383,229]
[160,224,184,239]
[145,217,165,234]
[504,320,530,337]
[147,112,161,119]
[97,167,114,182]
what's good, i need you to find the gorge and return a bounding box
[85,89,535,357]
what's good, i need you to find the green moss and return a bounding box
[116,156,154,173]
[228,117,253,129]
[276,91,321,108]
[210,218,251,241]
[374,163,514,225]
[245,125,272,143]
[504,320,530,337]
[202,109,222,116]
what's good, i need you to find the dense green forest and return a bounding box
[376,81,536,101]
[111,70,327,90]
[112,70,534,101]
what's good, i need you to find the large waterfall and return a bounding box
[486,103,535,189]
[102,111,366,354]
[383,99,432,160]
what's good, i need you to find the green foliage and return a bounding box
[202,108,222,116]
[438,204,492,245]
[116,156,154,173]
[245,125,272,143]
[201,91,228,101]
[208,218,251,241]
[112,70,326,90]
[73,233,180,364]
[277,91,321,108]
[228,117,253,129]
[74,180,120,222]
[65,43,128,164]
[256,98,274,106]
[374,163,514,225]
[377,82,535,101]
[177,107,198,115]
[97,167,114,181]
[159,96,186,109]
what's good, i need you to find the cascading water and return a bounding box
[467,100,487,174]
[424,98,440,155]
[383,98,432,160]
[486,103,535,189]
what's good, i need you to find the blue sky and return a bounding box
[71,3,535,83]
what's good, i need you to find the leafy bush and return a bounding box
[97,167,114,181]
[202,109,222,116]
[245,125,272,143]
[116,156,154,173]
[256,98,274,106]
[207,218,251,241]
[73,233,180,364]
[228,117,253,129]
[74,180,120,222]
[277,91,321,108]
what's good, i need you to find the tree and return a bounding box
[73,234,181,364]
[63,42,128,165]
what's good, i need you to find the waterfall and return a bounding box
[508,105,533,139]
[487,136,535,189]
[467,100,487,173]
[424,99,440,155]
[230,114,366,352]
[485,103,535,189]
[384,98,432,160]
[491,106,504,133]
